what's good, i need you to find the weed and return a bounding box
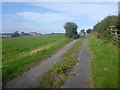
[54,80,63,86]
[69,73,76,76]
[42,80,52,88]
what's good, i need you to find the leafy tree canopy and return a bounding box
[81,29,85,33]
[86,29,92,33]
[64,22,79,39]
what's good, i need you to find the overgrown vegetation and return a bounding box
[92,15,118,41]
[2,34,73,85]
[80,29,86,34]
[86,29,92,33]
[39,38,83,88]
[64,22,80,39]
[88,34,118,88]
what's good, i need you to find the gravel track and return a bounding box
[62,38,91,88]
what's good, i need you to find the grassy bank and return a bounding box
[2,34,73,85]
[88,34,118,88]
[39,38,83,88]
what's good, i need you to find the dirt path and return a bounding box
[62,38,91,88]
[5,39,79,88]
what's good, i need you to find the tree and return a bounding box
[86,29,92,33]
[81,29,85,34]
[83,32,86,34]
[20,32,25,36]
[64,22,79,39]
[12,31,20,37]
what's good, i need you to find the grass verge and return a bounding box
[88,34,118,88]
[39,38,83,88]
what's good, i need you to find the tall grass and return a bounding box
[88,34,118,88]
[2,34,73,85]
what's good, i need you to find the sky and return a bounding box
[1,1,118,34]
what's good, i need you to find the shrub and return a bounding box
[64,22,79,39]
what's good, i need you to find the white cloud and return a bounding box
[16,12,73,24]
[30,2,117,21]
[16,2,118,25]
[3,2,118,33]
[15,11,76,33]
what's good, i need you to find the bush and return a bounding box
[86,29,92,33]
[93,15,118,41]
[72,34,80,39]
[64,22,79,39]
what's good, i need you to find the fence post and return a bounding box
[109,26,120,41]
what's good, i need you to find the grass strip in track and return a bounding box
[88,34,118,88]
[39,38,83,88]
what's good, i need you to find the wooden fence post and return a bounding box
[109,26,120,41]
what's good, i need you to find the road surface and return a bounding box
[62,38,91,88]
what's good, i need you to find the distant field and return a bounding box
[88,35,118,88]
[2,34,73,85]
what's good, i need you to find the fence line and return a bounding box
[109,26,120,41]
[110,30,120,41]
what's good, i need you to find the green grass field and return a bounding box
[88,34,118,88]
[2,34,73,85]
